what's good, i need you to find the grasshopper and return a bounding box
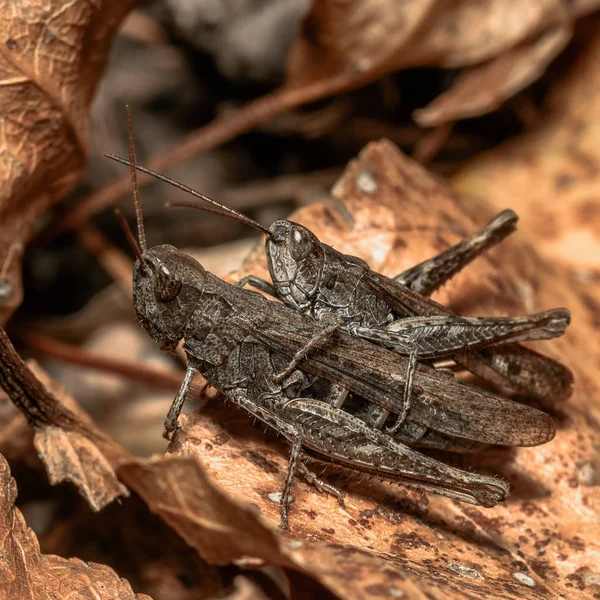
[107,109,563,529]
[105,157,573,415]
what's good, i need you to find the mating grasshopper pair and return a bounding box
[107,108,571,528]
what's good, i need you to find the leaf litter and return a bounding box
[0,0,135,323]
[1,3,600,600]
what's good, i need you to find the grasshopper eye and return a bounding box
[155,264,182,302]
[289,227,313,261]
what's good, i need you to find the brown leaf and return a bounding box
[44,2,600,239]
[286,0,599,124]
[33,425,128,512]
[194,140,599,598]
[116,446,466,599]
[453,22,600,302]
[285,0,437,87]
[117,453,285,567]
[414,25,571,127]
[0,453,150,599]
[0,0,134,323]
[0,328,130,510]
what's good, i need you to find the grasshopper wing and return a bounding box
[251,301,556,447]
[406,364,556,446]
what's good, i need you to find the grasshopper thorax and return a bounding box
[266,220,325,311]
[133,244,205,354]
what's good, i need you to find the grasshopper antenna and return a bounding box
[165,199,262,225]
[114,208,147,268]
[125,106,148,253]
[103,153,272,237]
[112,106,149,274]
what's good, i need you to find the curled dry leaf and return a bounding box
[33,424,128,512]
[45,2,600,239]
[152,140,599,599]
[0,328,129,510]
[413,25,572,127]
[453,22,600,303]
[0,453,150,600]
[0,0,134,323]
[286,0,600,126]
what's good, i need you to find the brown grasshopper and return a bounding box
[105,156,573,419]
[107,108,564,529]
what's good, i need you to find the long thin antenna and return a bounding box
[125,106,147,252]
[165,200,257,223]
[114,208,147,269]
[103,153,272,237]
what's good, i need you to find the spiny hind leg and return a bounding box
[280,436,302,530]
[395,210,517,296]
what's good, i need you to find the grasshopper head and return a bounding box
[266,220,324,311]
[133,244,205,354]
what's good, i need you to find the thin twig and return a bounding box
[17,330,197,393]
[38,71,384,241]
[0,327,127,462]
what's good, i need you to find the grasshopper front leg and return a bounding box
[236,274,278,298]
[164,364,197,439]
[396,209,518,295]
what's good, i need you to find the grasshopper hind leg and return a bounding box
[281,398,509,508]
[395,209,518,296]
[280,436,302,530]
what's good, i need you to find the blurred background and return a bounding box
[2,2,600,599]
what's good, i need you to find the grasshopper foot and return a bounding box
[299,462,345,507]
[279,503,290,531]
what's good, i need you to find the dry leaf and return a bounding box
[453,22,600,302]
[0,453,150,600]
[0,329,130,510]
[160,140,600,599]
[33,425,128,512]
[0,0,134,323]
[286,0,600,126]
[118,453,285,567]
[117,447,474,599]
[414,25,571,127]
